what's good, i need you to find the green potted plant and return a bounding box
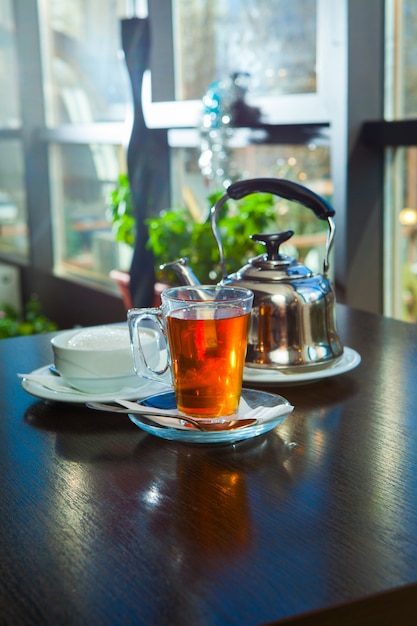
[0,295,58,339]
[107,173,136,271]
[106,173,136,308]
[107,173,135,247]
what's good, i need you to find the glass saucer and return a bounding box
[128,388,293,444]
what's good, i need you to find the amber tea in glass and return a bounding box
[128,285,253,419]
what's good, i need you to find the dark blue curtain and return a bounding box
[121,18,170,307]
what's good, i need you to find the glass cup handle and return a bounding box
[128,308,172,385]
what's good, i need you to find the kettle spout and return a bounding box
[160,257,201,286]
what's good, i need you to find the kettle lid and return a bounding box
[236,230,313,282]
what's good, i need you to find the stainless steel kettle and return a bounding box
[163,177,344,370]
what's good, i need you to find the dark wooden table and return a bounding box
[1,304,417,625]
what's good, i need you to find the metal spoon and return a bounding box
[86,401,257,431]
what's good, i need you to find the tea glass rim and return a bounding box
[161,285,254,304]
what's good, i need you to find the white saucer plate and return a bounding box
[128,388,294,444]
[20,365,166,404]
[243,346,361,386]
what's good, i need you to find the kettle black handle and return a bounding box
[226,178,335,220]
[210,177,336,278]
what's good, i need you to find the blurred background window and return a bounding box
[173,0,316,101]
[0,140,27,257]
[38,0,330,290]
[49,142,128,282]
[4,0,413,324]
[384,0,417,321]
[38,0,132,287]
[0,0,28,261]
[0,0,20,127]
[39,0,131,126]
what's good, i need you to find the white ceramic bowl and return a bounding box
[51,324,158,393]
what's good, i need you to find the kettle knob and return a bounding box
[251,231,294,261]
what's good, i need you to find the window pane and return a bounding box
[39,0,131,125]
[400,1,417,118]
[49,142,129,285]
[385,147,417,322]
[0,140,28,257]
[0,0,20,127]
[384,2,417,321]
[174,0,317,101]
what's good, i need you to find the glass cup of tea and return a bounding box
[128,285,253,419]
